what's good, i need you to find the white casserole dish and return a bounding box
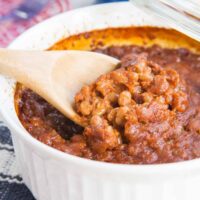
[1,2,200,200]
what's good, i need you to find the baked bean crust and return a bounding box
[16,45,200,164]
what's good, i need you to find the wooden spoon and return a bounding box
[0,49,119,126]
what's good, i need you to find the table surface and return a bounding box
[0,0,126,199]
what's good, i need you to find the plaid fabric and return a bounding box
[0,0,70,47]
[0,123,35,200]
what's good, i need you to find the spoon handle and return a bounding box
[0,48,57,89]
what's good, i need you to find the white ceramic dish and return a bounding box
[1,2,200,200]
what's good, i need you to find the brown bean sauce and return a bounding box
[15,27,200,164]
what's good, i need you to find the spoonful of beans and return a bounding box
[0,49,119,126]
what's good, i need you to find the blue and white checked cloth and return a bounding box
[0,122,35,199]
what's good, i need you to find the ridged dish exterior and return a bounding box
[10,131,200,200]
[0,2,200,200]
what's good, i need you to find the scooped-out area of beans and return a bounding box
[16,43,200,164]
